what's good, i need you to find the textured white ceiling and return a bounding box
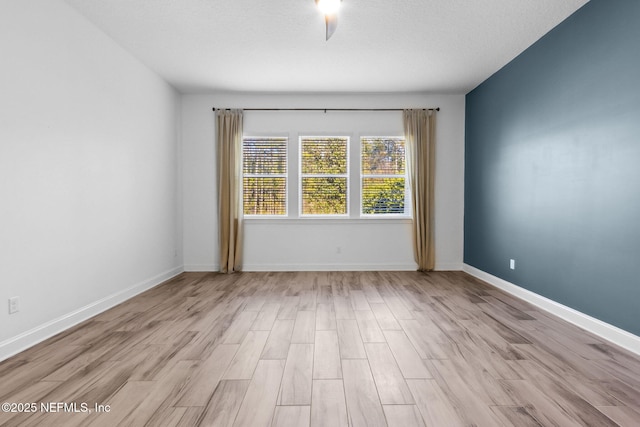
[63,0,589,94]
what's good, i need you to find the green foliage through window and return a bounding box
[361,137,407,215]
[300,137,349,215]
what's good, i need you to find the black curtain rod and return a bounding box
[212,107,440,112]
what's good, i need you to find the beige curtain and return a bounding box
[404,109,436,272]
[216,109,243,273]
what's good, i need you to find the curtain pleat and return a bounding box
[404,109,436,272]
[216,109,243,273]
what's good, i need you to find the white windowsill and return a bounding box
[243,217,412,225]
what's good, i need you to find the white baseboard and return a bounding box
[435,262,464,271]
[244,262,461,272]
[187,262,461,273]
[463,264,640,356]
[184,264,219,272]
[0,266,184,362]
[243,263,419,272]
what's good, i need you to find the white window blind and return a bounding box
[242,137,288,215]
[361,137,407,215]
[300,136,349,215]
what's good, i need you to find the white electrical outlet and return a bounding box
[510,259,516,270]
[9,296,20,314]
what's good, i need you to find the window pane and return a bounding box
[301,137,348,174]
[301,177,347,215]
[243,177,287,215]
[361,138,405,175]
[362,177,405,215]
[243,138,287,174]
[243,137,287,216]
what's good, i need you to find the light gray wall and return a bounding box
[181,92,465,271]
[0,0,181,358]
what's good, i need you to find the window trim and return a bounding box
[299,135,350,217]
[360,136,411,218]
[241,133,411,221]
[242,136,289,217]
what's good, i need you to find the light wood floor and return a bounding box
[1,271,640,426]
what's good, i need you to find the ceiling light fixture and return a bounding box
[315,0,342,40]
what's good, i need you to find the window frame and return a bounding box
[360,136,411,218]
[298,135,350,217]
[241,133,411,221]
[241,136,289,217]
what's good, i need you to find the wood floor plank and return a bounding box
[15,360,132,426]
[490,406,544,427]
[244,295,266,312]
[370,302,402,330]
[503,379,584,427]
[272,405,311,427]
[313,330,342,379]
[278,343,313,405]
[291,311,316,344]
[128,340,195,381]
[451,331,523,380]
[167,407,204,426]
[0,381,61,426]
[233,359,285,427]
[383,405,426,427]
[139,407,187,427]
[365,343,414,404]
[277,296,300,320]
[508,358,619,407]
[251,302,281,331]
[261,319,295,360]
[506,359,621,427]
[197,380,250,427]
[86,381,154,427]
[0,344,87,401]
[334,296,356,319]
[599,378,640,409]
[597,405,640,427]
[399,319,451,359]
[342,359,387,427]
[361,275,384,303]
[222,311,260,344]
[383,330,432,379]
[350,290,371,311]
[121,360,200,427]
[316,302,337,330]
[384,296,414,320]
[311,379,349,427]
[407,379,465,427]
[223,331,270,380]
[355,310,386,343]
[299,289,317,312]
[440,356,517,406]
[175,343,238,406]
[337,319,366,359]
[428,358,508,426]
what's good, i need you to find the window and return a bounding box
[242,137,287,215]
[300,136,349,215]
[361,137,407,215]
[242,133,408,219]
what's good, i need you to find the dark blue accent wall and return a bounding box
[464,0,640,335]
